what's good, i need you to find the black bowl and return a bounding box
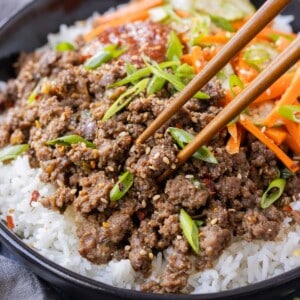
[0,1,299,299]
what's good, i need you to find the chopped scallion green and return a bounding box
[278,105,300,123]
[47,135,96,148]
[84,44,127,70]
[55,42,75,52]
[260,178,286,209]
[166,31,183,62]
[147,75,166,95]
[179,209,200,254]
[0,144,29,162]
[210,15,235,32]
[110,171,134,201]
[168,127,218,164]
[103,78,149,121]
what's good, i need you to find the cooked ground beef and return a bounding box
[0,16,299,295]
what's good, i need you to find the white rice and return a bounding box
[0,156,299,292]
[0,4,299,294]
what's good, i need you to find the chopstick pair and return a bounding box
[134,0,299,181]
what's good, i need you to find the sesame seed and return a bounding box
[149,165,157,170]
[210,218,218,225]
[107,166,114,172]
[163,156,170,164]
[185,174,194,179]
[191,117,198,123]
[153,194,161,201]
[148,252,154,260]
[139,249,147,256]
[237,173,242,179]
[100,198,108,204]
[102,222,110,228]
[124,245,131,251]
[90,161,96,169]
[153,152,160,159]
[145,147,151,154]
[171,163,177,169]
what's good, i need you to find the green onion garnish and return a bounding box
[166,31,183,62]
[260,178,286,209]
[103,78,149,121]
[144,57,209,99]
[0,144,29,162]
[243,42,278,71]
[109,61,179,88]
[179,209,200,254]
[168,127,218,164]
[84,44,127,70]
[55,42,75,52]
[47,135,96,148]
[229,74,244,97]
[175,63,195,83]
[147,75,166,95]
[110,171,134,201]
[281,168,294,180]
[278,105,300,123]
[210,15,235,32]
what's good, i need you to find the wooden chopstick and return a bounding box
[135,0,292,145]
[158,36,300,182]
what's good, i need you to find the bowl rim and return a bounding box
[1,219,300,299]
[0,0,299,298]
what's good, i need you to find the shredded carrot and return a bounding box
[283,119,300,148]
[93,0,163,26]
[6,215,14,230]
[257,27,297,42]
[181,53,193,65]
[251,72,294,105]
[235,52,259,83]
[264,67,300,128]
[199,34,229,45]
[239,117,299,172]
[175,9,190,18]
[264,127,287,145]
[226,123,242,154]
[276,36,292,52]
[84,11,150,42]
[286,134,300,155]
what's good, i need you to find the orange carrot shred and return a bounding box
[264,67,300,128]
[239,117,299,172]
[175,9,190,18]
[226,123,242,154]
[6,215,14,230]
[286,134,300,155]
[251,72,294,105]
[93,0,163,26]
[84,11,149,42]
[264,127,287,145]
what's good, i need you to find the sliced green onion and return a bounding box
[243,42,278,71]
[281,168,294,180]
[55,42,75,52]
[179,209,200,254]
[147,75,166,95]
[84,44,126,70]
[189,15,211,46]
[194,220,204,227]
[267,33,294,42]
[103,78,149,121]
[47,135,96,148]
[125,62,138,76]
[210,15,235,32]
[278,105,300,123]
[229,74,244,97]
[27,86,39,104]
[110,171,134,201]
[260,178,286,209]
[109,61,178,88]
[144,57,209,99]
[168,127,218,164]
[0,144,29,162]
[175,63,195,83]
[166,31,183,62]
